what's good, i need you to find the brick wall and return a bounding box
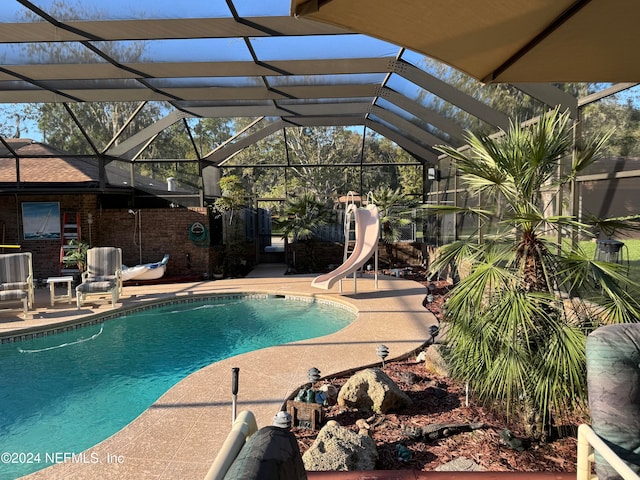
[0,194,98,280]
[0,194,215,280]
[96,208,212,279]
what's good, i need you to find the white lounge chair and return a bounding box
[76,247,122,309]
[0,252,34,317]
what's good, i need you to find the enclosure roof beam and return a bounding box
[370,106,445,152]
[393,59,511,131]
[365,119,437,164]
[203,121,285,166]
[105,111,194,159]
[380,88,467,143]
[512,83,578,117]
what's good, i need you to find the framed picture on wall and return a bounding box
[22,202,61,240]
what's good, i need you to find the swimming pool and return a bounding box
[0,295,355,479]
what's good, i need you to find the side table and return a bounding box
[46,276,74,307]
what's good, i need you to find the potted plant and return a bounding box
[62,240,88,272]
[62,239,89,284]
[212,264,224,280]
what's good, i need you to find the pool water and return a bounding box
[0,296,354,479]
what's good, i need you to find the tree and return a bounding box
[210,174,248,224]
[373,187,419,267]
[284,126,361,201]
[277,193,331,272]
[429,108,640,439]
[17,1,164,155]
[362,133,423,196]
[208,174,251,276]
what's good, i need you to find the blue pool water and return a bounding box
[0,295,354,479]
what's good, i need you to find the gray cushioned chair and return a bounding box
[76,247,122,309]
[0,252,34,317]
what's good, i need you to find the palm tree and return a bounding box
[277,193,331,272]
[429,108,640,439]
[373,187,419,267]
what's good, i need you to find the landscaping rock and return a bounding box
[398,370,421,385]
[435,456,485,472]
[337,368,412,414]
[423,344,451,377]
[302,420,377,471]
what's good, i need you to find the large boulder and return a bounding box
[302,420,377,471]
[337,368,412,414]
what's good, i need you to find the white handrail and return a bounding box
[576,424,640,480]
[203,410,259,480]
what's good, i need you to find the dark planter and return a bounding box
[596,239,624,263]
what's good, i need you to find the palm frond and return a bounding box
[533,322,588,423]
[569,127,615,178]
[585,214,640,238]
[420,203,493,220]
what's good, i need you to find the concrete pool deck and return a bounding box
[0,265,436,480]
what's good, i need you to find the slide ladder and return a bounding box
[342,192,358,267]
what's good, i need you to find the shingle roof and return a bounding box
[0,139,98,184]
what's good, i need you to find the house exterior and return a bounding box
[0,139,214,281]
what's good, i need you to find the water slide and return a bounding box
[311,204,380,290]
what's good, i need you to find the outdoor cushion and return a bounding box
[83,275,117,283]
[0,289,28,301]
[587,323,640,479]
[0,253,30,283]
[0,282,29,291]
[85,248,121,277]
[77,280,117,293]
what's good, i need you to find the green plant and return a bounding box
[276,193,331,272]
[585,214,640,239]
[210,174,252,276]
[212,264,222,273]
[62,240,89,272]
[210,174,247,224]
[429,108,640,439]
[373,187,419,266]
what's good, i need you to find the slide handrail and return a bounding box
[576,424,640,480]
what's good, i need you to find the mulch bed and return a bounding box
[291,271,581,472]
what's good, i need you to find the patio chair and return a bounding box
[0,252,35,317]
[76,247,122,309]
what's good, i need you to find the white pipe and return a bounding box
[128,209,142,265]
[203,410,258,480]
[137,211,142,265]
